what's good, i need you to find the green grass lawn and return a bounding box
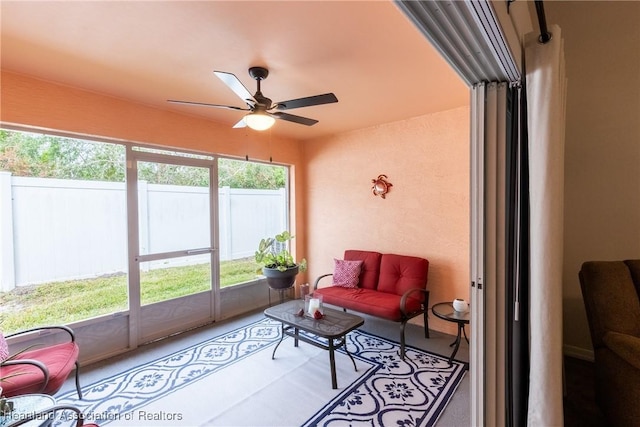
[0,258,260,333]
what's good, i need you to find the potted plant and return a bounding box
[255,231,307,289]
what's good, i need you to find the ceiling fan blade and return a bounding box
[271,112,318,126]
[232,118,247,128]
[167,99,250,111]
[275,93,338,111]
[214,70,256,106]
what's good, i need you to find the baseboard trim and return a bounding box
[563,344,594,361]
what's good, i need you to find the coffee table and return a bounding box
[264,300,364,389]
[431,302,470,364]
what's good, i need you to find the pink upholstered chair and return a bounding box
[0,325,82,399]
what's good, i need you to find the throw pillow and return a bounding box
[0,332,9,362]
[333,259,363,288]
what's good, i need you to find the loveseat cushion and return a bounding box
[316,286,422,321]
[2,341,79,397]
[344,250,382,290]
[377,253,429,299]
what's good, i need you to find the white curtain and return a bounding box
[525,24,567,426]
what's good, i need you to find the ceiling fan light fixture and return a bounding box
[244,112,275,131]
[169,67,337,130]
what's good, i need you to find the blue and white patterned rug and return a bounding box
[57,318,466,426]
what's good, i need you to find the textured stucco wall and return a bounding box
[304,106,470,335]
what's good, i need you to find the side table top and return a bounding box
[1,394,56,427]
[432,302,470,324]
[265,300,364,339]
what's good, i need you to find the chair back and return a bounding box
[344,250,382,290]
[579,260,640,348]
[377,253,429,299]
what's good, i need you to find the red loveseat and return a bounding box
[313,250,430,359]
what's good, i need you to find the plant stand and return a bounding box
[268,285,294,306]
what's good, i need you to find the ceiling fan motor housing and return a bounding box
[249,66,269,81]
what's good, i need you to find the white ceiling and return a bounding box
[0,1,469,141]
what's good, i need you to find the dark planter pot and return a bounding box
[262,265,299,289]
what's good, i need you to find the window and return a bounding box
[0,129,128,332]
[217,158,288,287]
[0,129,291,333]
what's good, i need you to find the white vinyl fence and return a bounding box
[0,172,286,291]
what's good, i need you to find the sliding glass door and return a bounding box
[127,147,218,344]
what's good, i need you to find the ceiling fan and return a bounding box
[168,66,338,131]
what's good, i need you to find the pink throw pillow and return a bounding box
[333,259,363,288]
[0,333,9,362]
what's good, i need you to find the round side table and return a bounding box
[431,302,470,364]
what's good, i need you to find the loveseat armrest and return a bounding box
[6,325,76,343]
[313,273,334,290]
[603,331,640,370]
[400,288,430,317]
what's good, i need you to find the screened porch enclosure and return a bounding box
[0,130,290,363]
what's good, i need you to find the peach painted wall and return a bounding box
[303,107,470,335]
[0,70,308,263]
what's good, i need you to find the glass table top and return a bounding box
[0,394,56,427]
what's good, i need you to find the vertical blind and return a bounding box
[394,1,523,426]
[395,0,520,85]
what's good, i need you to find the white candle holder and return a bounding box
[453,298,469,312]
[305,293,324,317]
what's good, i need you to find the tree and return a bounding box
[0,129,285,189]
[0,130,125,181]
[218,159,285,189]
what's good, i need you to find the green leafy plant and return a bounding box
[255,231,307,273]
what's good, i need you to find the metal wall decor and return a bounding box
[371,174,392,199]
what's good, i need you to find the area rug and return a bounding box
[56,318,466,427]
